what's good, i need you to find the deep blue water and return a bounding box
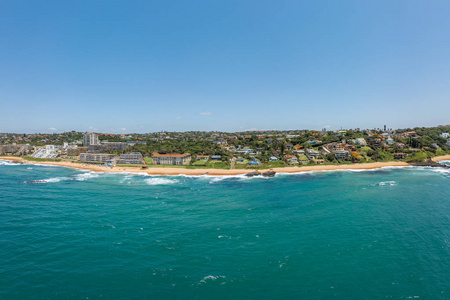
[1,159,450,299]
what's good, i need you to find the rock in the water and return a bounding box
[262,171,276,177]
[409,160,450,169]
[245,171,261,177]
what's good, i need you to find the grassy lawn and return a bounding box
[116,164,146,168]
[23,156,61,162]
[192,160,208,166]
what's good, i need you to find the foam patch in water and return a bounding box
[145,178,179,185]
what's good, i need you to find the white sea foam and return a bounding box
[378,181,398,186]
[198,275,226,284]
[0,159,18,166]
[74,172,100,181]
[29,177,66,183]
[144,177,179,185]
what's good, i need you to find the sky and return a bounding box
[1,0,450,133]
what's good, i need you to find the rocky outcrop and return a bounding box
[262,171,276,177]
[409,160,450,169]
[245,171,261,177]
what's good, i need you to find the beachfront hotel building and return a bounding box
[151,153,192,165]
[80,153,117,163]
[116,152,144,165]
[83,132,100,147]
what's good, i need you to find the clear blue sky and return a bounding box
[1,0,450,133]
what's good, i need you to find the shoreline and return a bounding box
[0,156,433,176]
[1,156,449,176]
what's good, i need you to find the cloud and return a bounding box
[48,127,57,131]
[199,112,212,116]
[120,128,126,131]
[176,116,183,120]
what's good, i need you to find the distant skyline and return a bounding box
[1,1,450,133]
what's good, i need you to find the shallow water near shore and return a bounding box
[1,160,450,299]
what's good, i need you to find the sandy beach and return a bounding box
[0,156,424,176]
[432,155,450,162]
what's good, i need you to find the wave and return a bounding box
[144,178,179,185]
[198,275,226,285]
[28,177,67,183]
[74,172,101,181]
[0,159,19,166]
[378,181,398,186]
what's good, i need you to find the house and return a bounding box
[152,153,192,165]
[211,155,222,160]
[269,156,278,162]
[324,142,345,153]
[196,155,210,160]
[355,138,367,146]
[307,139,322,144]
[386,138,394,145]
[405,131,420,138]
[293,150,305,154]
[306,149,320,159]
[334,150,350,160]
[285,155,298,164]
[439,133,450,138]
[248,159,260,166]
[394,153,408,159]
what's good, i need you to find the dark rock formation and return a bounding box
[245,171,261,177]
[409,159,450,169]
[262,171,276,177]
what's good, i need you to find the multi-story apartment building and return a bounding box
[83,132,99,147]
[151,153,191,165]
[80,153,117,163]
[116,152,144,164]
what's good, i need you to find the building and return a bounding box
[196,155,209,160]
[116,152,144,164]
[306,149,320,159]
[334,150,350,160]
[439,133,450,139]
[285,154,298,164]
[67,146,88,156]
[211,155,222,160]
[80,153,117,163]
[88,142,126,153]
[126,141,147,147]
[355,138,367,146]
[394,153,408,159]
[248,159,260,166]
[83,132,99,147]
[152,153,192,165]
[324,142,345,153]
[269,156,278,162]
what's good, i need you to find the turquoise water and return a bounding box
[1,160,450,299]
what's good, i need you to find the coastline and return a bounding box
[0,156,422,176]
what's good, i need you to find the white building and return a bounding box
[83,132,99,147]
[439,133,450,139]
[355,138,367,146]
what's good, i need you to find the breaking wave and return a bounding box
[74,172,100,181]
[144,178,179,185]
[0,159,18,166]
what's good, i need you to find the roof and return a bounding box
[152,153,191,158]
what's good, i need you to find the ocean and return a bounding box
[1,159,450,299]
